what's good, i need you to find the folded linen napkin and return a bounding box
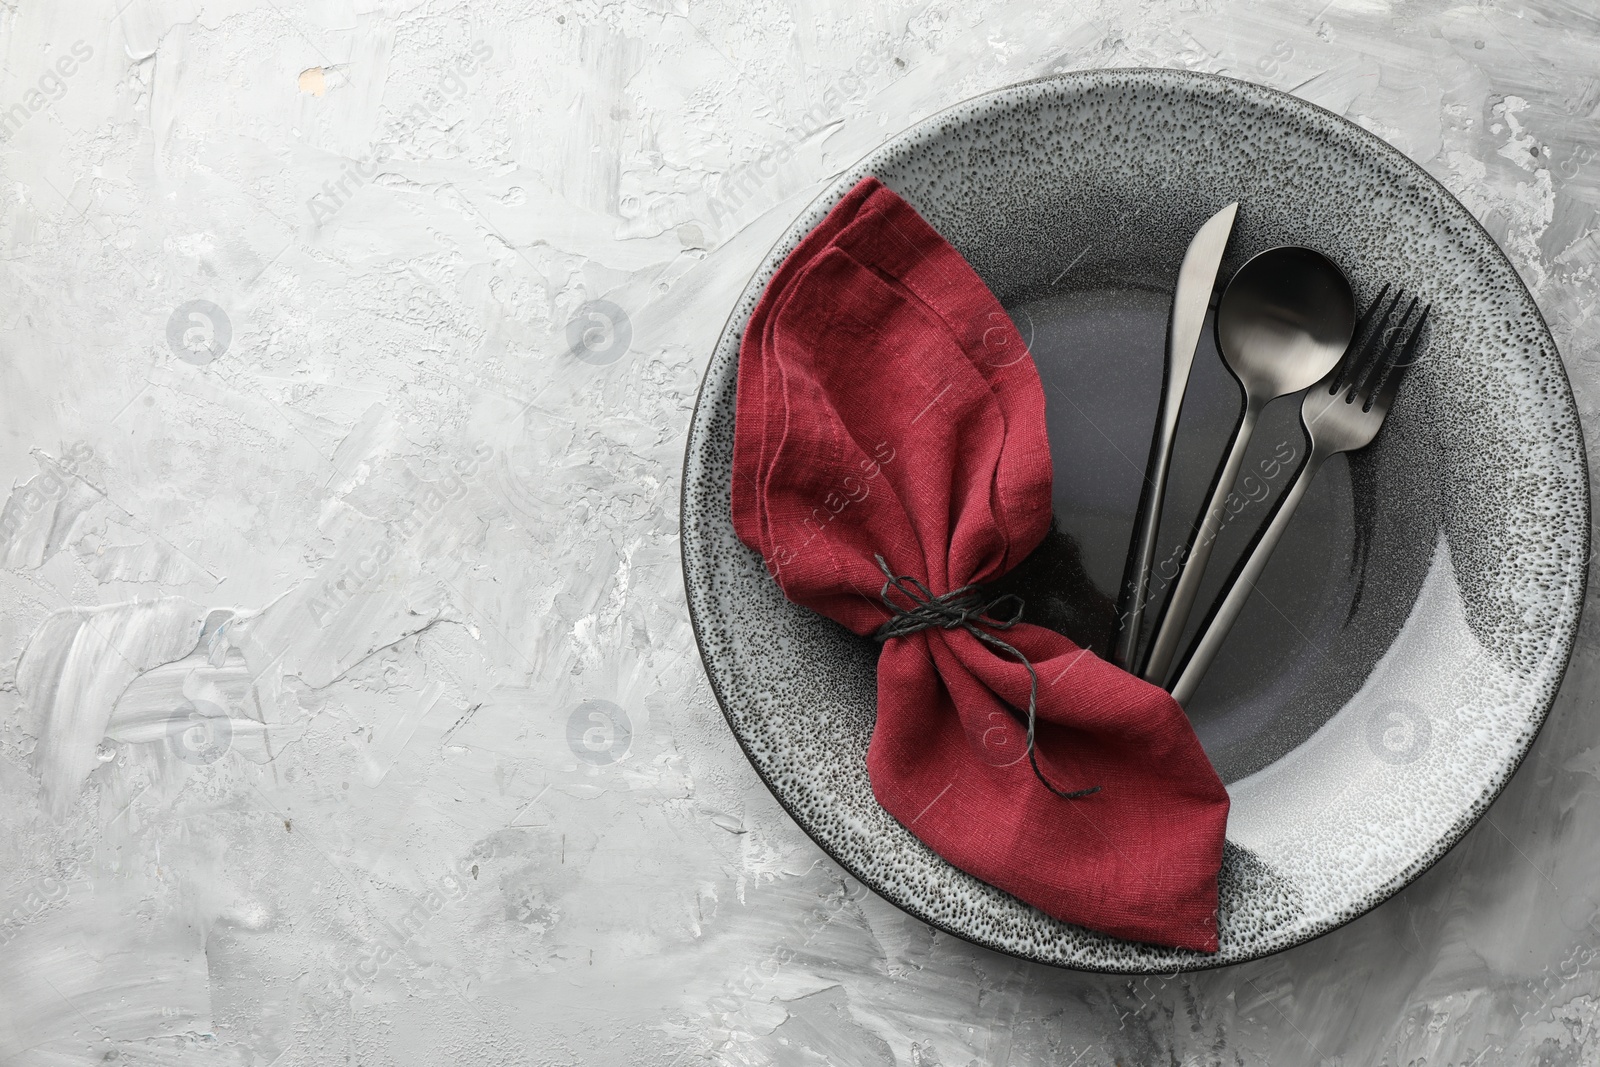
[731,177,1229,951]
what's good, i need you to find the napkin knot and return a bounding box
[871,555,1100,800]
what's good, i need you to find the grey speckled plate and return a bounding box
[680,69,1589,971]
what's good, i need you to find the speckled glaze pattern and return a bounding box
[680,69,1589,971]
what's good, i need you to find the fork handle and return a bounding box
[1168,448,1326,706]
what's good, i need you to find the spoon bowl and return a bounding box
[1139,245,1355,684]
[1217,247,1358,395]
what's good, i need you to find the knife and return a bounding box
[1110,201,1239,671]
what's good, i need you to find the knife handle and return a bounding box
[1112,386,1180,668]
[1109,202,1237,671]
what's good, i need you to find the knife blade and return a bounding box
[1111,201,1239,671]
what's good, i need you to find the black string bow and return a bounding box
[870,554,1100,799]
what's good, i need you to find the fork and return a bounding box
[1166,285,1430,705]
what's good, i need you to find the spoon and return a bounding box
[1139,246,1355,686]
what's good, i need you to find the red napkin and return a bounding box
[731,177,1230,951]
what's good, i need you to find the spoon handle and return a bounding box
[1141,398,1262,685]
[1168,449,1323,705]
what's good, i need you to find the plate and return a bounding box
[680,69,1588,970]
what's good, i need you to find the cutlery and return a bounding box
[1168,286,1429,705]
[1140,246,1355,685]
[1111,201,1238,670]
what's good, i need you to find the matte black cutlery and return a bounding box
[1168,286,1429,704]
[1140,247,1355,685]
[1111,202,1238,671]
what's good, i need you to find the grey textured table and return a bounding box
[0,2,1596,1064]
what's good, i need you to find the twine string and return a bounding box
[870,554,1100,800]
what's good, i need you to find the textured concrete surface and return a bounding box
[1,1,1598,1064]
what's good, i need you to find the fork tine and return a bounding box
[1392,302,1429,370]
[1329,283,1391,394]
[1334,285,1404,398]
[1361,302,1429,413]
[1352,282,1391,340]
[1352,294,1419,402]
